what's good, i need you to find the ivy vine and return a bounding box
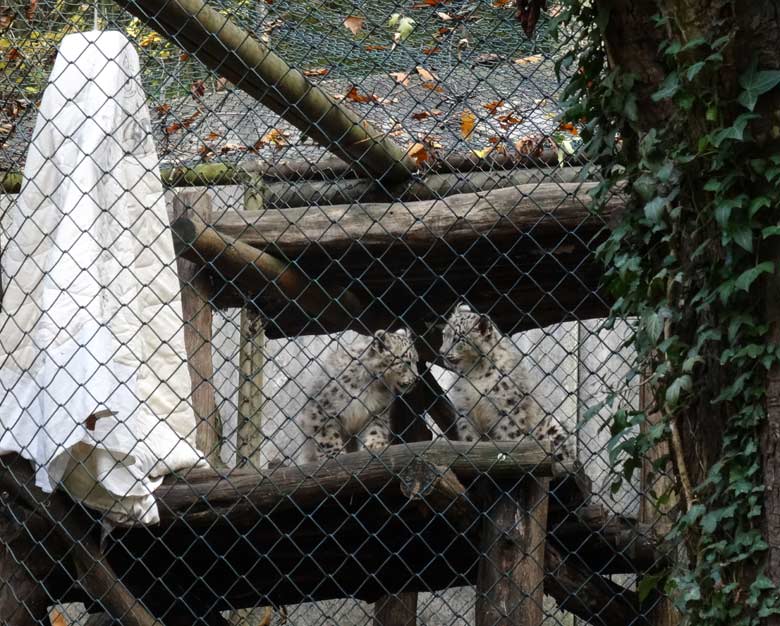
[552,3,780,623]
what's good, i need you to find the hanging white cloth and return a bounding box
[0,30,204,524]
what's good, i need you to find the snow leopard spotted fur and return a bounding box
[297,328,419,463]
[439,304,574,462]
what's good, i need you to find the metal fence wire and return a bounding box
[0,2,670,626]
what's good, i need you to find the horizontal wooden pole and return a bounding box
[260,167,587,208]
[111,0,416,182]
[153,440,560,525]
[212,182,622,255]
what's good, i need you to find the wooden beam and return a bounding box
[260,167,587,208]
[152,440,561,526]
[544,544,641,626]
[171,213,366,331]
[212,183,621,255]
[0,455,162,626]
[111,0,416,182]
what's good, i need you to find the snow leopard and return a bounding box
[297,328,419,463]
[439,303,574,462]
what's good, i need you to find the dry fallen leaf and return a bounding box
[215,76,231,92]
[0,8,13,29]
[190,79,206,100]
[517,0,547,38]
[25,0,37,20]
[204,131,221,141]
[411,109,443,121]
[412,0,446,6]
[180,52,190,62]
[422,46,440,55]
[261,128,289,149]
[415,66,438,83]
[408,142,430,166]
[364,44,388,51]
[514,54,543,65]
[344,85,377,104]
[421,82,445,93]
[498,113,522,128]
[390,71,410,86]
[49,610,67,626]
[483,100,504,115]
[558,121,579,135]
[139,31,162,47]
[460,110,476,139]
[343,15,364,35]
[6,47,22,60]
[436,11,452,20]
[155,103,172,116]
[303,68,329,77]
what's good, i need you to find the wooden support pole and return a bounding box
[0,455,162,626]
[111,0,416,182]
[475,478,550,626]
[171,190,222,466]
[171,213,365,330]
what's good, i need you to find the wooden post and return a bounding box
[639,384,679,626]
[171,189,222,465]
[475,477,550,626]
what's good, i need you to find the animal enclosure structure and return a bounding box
[0,2,669,626]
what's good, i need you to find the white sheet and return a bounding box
[0,30,203,524]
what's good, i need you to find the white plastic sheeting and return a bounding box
[0,31,202,524]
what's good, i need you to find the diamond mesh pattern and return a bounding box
[0,2,668,626]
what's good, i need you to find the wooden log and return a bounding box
[0,517,52,626]
[0,454,162,626]
[260,168,586,208]
[212,183,619,255]
[111,0,415,182]
[171,190,221,465]
[171,213,365,331]
[248,151,587,182]
[544,544,641,626]
[152,440,559,526]
[475,478,549,626]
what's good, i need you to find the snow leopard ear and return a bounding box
[394,327,408,337]
[456,303,472,314]
[371,329,389,354]
[478,314,492,336]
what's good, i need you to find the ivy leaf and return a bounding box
[732,226,754,252]
[638,573,665,603]
[762,225,780,239]
[711,114,754,147]
[644,196,666,223]
[644,311,664,343]
[735,261,774,292]
[665,375,692,407]
[652,74,680,102]
[738,67,780,111]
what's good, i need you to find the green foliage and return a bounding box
[552,1,780,623]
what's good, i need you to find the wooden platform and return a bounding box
[0,443,660,626]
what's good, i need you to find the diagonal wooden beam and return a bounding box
[111,0,416,182]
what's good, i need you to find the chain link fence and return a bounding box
[0,1,670,625]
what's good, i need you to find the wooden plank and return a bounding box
[475,478,550,626]
[212,183,622,255]
[236,306,265,468]
[171,190,221,465]
[111,0,415,182]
